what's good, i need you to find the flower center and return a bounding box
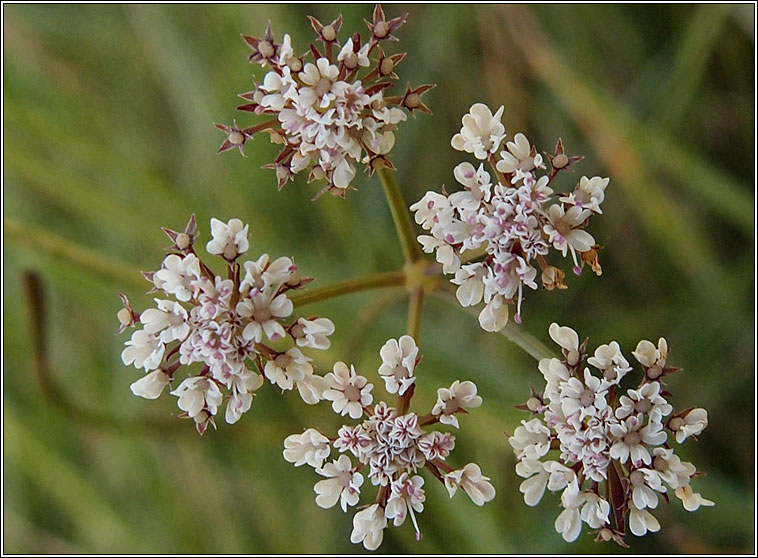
[258,40,274,59]
[315,77,332,98]
[579,389,595,407]
[344,383,362,402]
[253,307,272,322]
[623,430,642,446]
[634,399,652,414]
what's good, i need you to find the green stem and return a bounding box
[5,217,145,289]
[377,167,423,264]
[406,285,424,340]
[432,287,555,361]
[289,269,406,308]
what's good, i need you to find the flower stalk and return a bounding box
[377,167,423,264]
[290,269,406,308]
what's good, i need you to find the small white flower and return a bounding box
[410,191,452,230]
[121,329,165,371]
[609,416,667,466]
[632,337,668,379]
[670,408,708,443]
[237,290,293,342]
[559,368,608,420]
[283,428,331,468]
[554,489,585,542]
[444,463,496,506]
[451,263,487,307]
[350,503,387,551]
[628,507,660,537]
[450,162,492,207]
[130,369,169,400]
[616,382,672,423]
[385,473,425,531]
[337,37,370,68]
[515,458,549,506]
[451,103,506,160]
[206,217,249,260]
[171,376,223,419]
[587,341,632,386]
[496,132,544,175]
[238,253,270,295]
[560,176,608,214]
[432,380,482,428]
[154,253,201,302]
[538,357,571,402]
[417,431,455,461]
[264,348,313,391]
[334,424,374,458]
[295,372,327,406]
[548,323,581,365]
[509,418,551,461]
[628,468,666,510]
[314,455,363,512]
[299,58,340,108]
[417,235,461,274]
[544,205,595,267]
[378,335,418,396]
[277,34,297,68]
[323,362,373,419]
[651,447,696,490]
[478,295,509,332]
[225,390,253,425]
[580,492,610,529]
[674,483,715,512]
[331,156,356,190]
[196,276,235,321]
[291,317,335,350]
[545,461,579,494]
[140,299,190,343]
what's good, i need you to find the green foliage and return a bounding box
[3,4,754,553]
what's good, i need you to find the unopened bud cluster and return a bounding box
[217,5,433,198]
[509,323,712,545]
[282,335,495,550]
[411,103,605,332]
[118,215,334,434]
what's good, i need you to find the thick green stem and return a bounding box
[377,168,423,264]
[289,269,406,308]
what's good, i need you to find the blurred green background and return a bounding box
[3,3,755,554]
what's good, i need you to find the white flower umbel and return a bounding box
[220,6,433,198]
[412,102,607,331]
[283,335,495,550]
[118,215,334,433]
[509,323,713,546]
